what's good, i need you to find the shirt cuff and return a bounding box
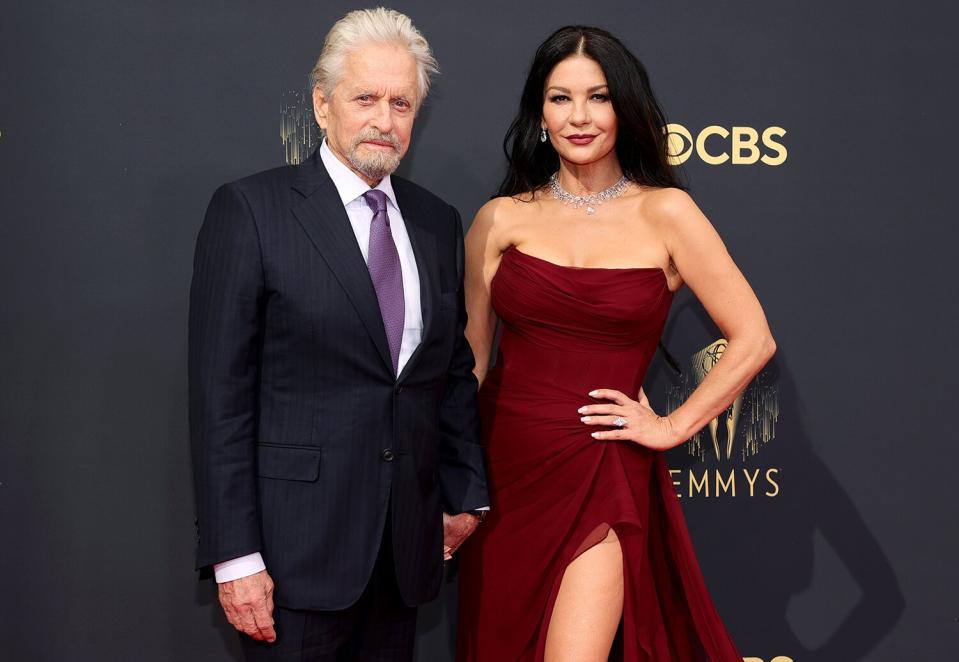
[474,506,490,511]
[213,552,266,583]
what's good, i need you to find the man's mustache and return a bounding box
[352,131,401,151]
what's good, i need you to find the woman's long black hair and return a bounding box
[496,26,685,198]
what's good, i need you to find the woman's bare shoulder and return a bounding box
[638,186,698,220]
[470,194,540,239]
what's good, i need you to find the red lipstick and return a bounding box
[565,134,597,145]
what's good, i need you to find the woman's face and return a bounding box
[541,55,618,168]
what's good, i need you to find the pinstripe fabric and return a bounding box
[189,148,489,609]
[239,509,417,660]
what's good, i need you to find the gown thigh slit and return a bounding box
[456,246,742,661]
[538,522,625,661]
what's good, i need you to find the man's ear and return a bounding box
[312,87,329,131]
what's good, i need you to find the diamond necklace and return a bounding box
[547,172,629,215]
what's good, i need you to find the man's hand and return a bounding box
[443,512,480,560]
[218,569,277,642]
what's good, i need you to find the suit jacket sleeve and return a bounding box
[189,182,265,572]
[437,206,490,514]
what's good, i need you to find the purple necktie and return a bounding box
[362,189,405,375]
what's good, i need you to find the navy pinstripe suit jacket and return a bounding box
[189,148,490,609]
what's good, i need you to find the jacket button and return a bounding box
[381,448,395,462]
[394,385,403,394]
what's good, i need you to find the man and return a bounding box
[189,8,489,660]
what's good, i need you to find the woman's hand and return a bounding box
[578,388,680,451]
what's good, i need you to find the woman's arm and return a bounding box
[656,189,776,443]
[583,188,776,450]
[463,199,510,387]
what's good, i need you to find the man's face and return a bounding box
[313,42,419,185]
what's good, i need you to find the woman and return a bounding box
[454,26,776,661]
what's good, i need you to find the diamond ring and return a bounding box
[612,416,628,428]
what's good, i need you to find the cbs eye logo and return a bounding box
[665,123,787,166]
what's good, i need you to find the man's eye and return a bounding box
[393,99,411,110]
[356,95,372,103]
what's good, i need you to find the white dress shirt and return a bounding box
[213,141,423,583]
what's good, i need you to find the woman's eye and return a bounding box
[591,93,609,102]
[549,95,569,103]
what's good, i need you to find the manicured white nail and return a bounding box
[581,416,591,422]
[588,390,598,397]
[577,406,588,414]
[591,432,600,438]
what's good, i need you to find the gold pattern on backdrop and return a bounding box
[280,89,320,165]
[667,338,779,462]
[665,338,781,499]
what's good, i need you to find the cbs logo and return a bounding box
[665,123,787,166]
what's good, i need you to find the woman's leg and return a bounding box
[544,528,624,662]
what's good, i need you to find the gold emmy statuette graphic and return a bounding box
[666,339,780,497]
[691,339,744,461]
[666,337,778,465]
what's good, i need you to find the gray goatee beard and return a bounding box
[347,130,402,182]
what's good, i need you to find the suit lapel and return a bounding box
[394,179,438,384]
[291,153,394,376]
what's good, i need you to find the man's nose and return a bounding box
[370,99,395,134]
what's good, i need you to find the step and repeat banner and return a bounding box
[1,1,956,660]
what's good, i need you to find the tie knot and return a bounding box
[363,189,389,214]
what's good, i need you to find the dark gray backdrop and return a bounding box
[2,1,956,660]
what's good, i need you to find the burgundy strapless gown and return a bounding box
[456,246,742,661]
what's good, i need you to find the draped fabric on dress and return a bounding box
[456,246,742,661]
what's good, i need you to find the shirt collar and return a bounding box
[320,139,398,211]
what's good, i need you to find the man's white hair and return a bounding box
[310,7,439,106]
